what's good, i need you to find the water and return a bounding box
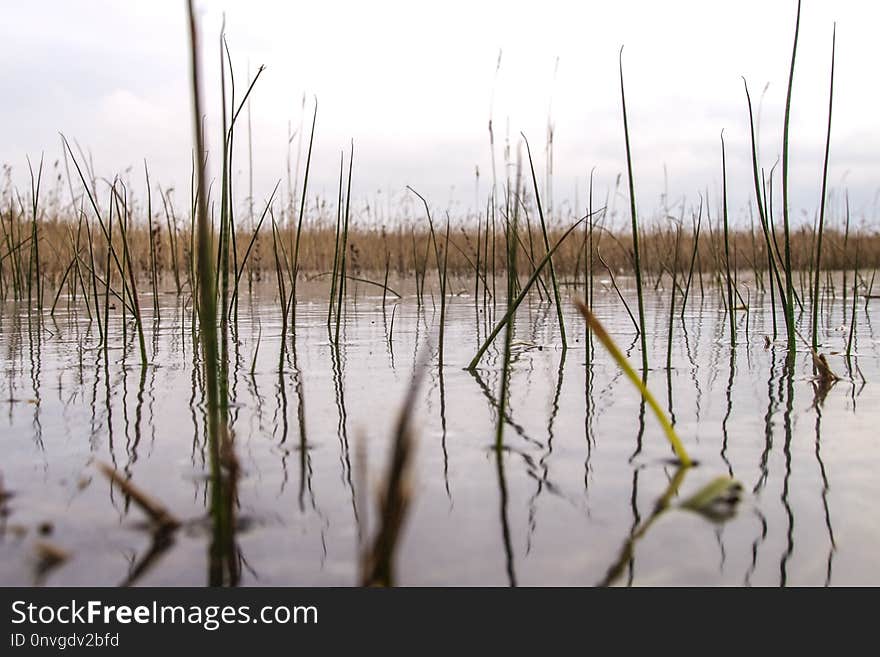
[1,282,878,586]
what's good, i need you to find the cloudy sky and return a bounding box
[2,0,878,226]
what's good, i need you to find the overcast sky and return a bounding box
[2,0,878,227]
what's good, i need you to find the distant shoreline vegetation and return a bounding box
[0,193,877,284]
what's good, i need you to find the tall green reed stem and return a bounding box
[781,0,802,357]
[186,0,225,469]
[291,100,317,325]
[811,23,836,353]
[721,132,735,348]
[522,134,566,351]
[495,149,521,450]
[619,47,648,380]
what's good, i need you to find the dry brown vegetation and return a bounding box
[2,194,878,302]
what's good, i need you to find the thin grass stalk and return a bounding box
[13,204,25,300]
[842,191,850,321]
[407,186,451,364]
[246,61,255,291]
[763,172,778,340]
[114,187,148,367]
[1,214,13,299]
[846,234,859,362]
[217,26,230,324]
[227,182,278,314]
[145,163,159,321]
[483,198,491,311]
[596,248,639,334]
[680,198,702,320]
[102,188,112,366]
[383,249,390,310]
[811,24,836,353]
[61,136,135,314]
[72,214,92,321]
[744,82,789,341]
[440,216,450,366]
[467,216,586,371]
[522,134,566,350]
[26,157,43,315]
[780,0,802,356]
[49,255,77,316]
[474,205,482,313]
[2,209,17,299]
[188,174,197,305]
[721,132,736,348]
[576,301,691,466]
[118,187,127,356]
[159,190,182,295]
[291,100,317,324]
[495,147,521,450]
[334,143,354,346]
[586,170,595,356]
[221,46,260,329]
[84,218,102,344]
[217,31,233,428]
[619,48,648,379]
[270,214,289,340]
[230,205,239,325]
[13,196,26,299]
[666,223,681,371]
[328,152,344,334]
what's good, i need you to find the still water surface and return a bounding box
[1,283,878,585]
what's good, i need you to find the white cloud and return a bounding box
[1,0,878,223]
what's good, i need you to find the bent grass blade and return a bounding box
[575,300,692,466]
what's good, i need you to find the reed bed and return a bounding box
[2,204,877,294]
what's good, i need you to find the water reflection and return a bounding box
[0,287,877,586]
[600,465,687,587]
[331,339,359,539]
[495,445,516,587]
[526,350,565,554]
[779,364,795,587]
